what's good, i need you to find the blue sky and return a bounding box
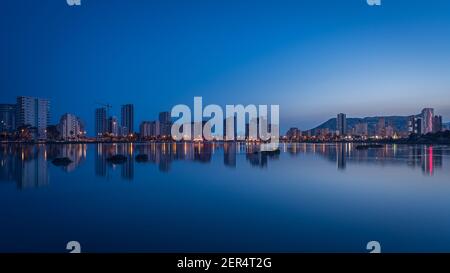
[1,0,450,134]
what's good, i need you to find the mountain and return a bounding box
[309,116,410,135]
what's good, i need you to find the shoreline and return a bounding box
[1,140,450,145]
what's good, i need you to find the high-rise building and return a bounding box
[159,111,171,124]
[158,111,172,137]
[58,113,84,140]
[354,122,368,137]
[0,104,16,132]
[415,118,422,135]
[408,115,417,134]
[154,121,161,137]
[421,108,434,134]
[16,96,50,140]
[433,115,443,133]
[140,121,158,139]
[108,116,119,136]
[140,121,151,139]
[121,104,134,136]
[95,107,107,137]
[376,117,386,137]
[336,113,347,136]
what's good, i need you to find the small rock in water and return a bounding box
[52,157,73,166]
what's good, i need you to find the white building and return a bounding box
[59,113,84,140]
[421,108,434,134]
[140,121,159,139]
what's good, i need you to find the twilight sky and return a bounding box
[1,0,450,134]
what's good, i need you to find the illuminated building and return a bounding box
[16,96,50,140]
[108,116,119,136]
[421,108,434,134]
[408,115,422,134]
[58,113,84,140]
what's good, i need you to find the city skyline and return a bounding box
[1,95,449,138]
[2,1,450,134]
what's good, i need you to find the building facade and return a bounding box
[336,113,347,136]
[95,107,107,137]
[376,117,386,137]
[354,122,368,137]
[421,108,434,134]
[433,115,443,133]
[0,104,16,133]
[108,116,119,136]
[16,96,50,140]
[59,113,84,140]
[140,121,159,139]
[121,104,134,136]
[158,111,172,137]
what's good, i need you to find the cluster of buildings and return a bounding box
[95,104,135,138]
[95,103,176,141]
[336,113,408,139]
[0,96,85,141]
[0,96,174,141]
[139,111,173,140]
[408,108,443,135]
[95,103,174,140]
[0,96,51,140]
[285,108,446,142]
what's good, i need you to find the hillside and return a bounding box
[310,116,410,135]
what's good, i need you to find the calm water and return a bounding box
[1,142,450,253]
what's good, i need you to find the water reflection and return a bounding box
[284,143,445,175]
[0,145,49,189]
[0,143,448,189]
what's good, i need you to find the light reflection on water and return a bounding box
[0,143,447,189]
[0,143,450,252]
